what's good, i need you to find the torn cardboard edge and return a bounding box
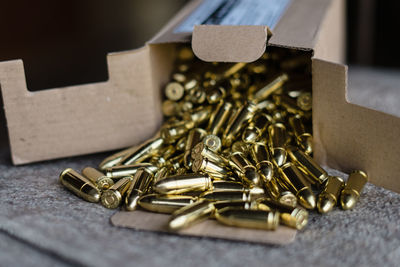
[111,210,297,245]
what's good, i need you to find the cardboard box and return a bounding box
[0,0,398,202]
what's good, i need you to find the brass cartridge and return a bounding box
[212,200,259,212]
[182,105,213,129]
[206,86,226,104]
[125,167,154,211]
[82,167,114,190]
[231,141,250,156]
[317,176,344,214]
[119,138,164,166]
[138,194,196,214]
[98,145,138,170]
[191,143,229,166]
[207,101,233,135]
[287,146,328,185]
[273,94,307,117]
[223,101,257,147]
[160,121,190,144]
[188,87,207,104]
[278,163,316,209]
[176,137,186,151]
[256,99,276,113]
[154,173,212,195]
[257,198,308,230]
[212,181,249,191]
[169,200,215,230]
[297,92,312,111]
[200,188,265,202]
[59,168,101,203]
[268,123,289,167]
[250,142,274,183]
[242,113,273,143]
[162,100,179,117]
[192,156,232,180]
[202,135,222,152]
[165,82,185,101]
[249,73,289,103]
[278,191,298,208]
[105,163,157,179]
[101,177,132,209]
[153,166,170,184]
[288,115,313,154]
[215,208,280,230]
[184,128,207,168]
[229,152,261,187]
[150,145,177,167]
[340,170,368,210]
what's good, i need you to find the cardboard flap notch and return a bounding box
[192,25,270,62]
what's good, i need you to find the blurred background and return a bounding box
[0,0,399,142]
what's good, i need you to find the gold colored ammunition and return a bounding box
[223,101,257,147]
[82,167,114,190]
[191,143,229,166]
[153,166,170,184]
[200,188,265,202]
[207,86,226,104]
[119,138,164,166]
[169,200,215,230]
[250,142,274,183]
[215,208,280,230]
[207,101,233,135]
[340,170,368,210]
[256,99,276,112]
[317,176,344,214]
[258,198,308,230]
[242,113,272,143]
[278,163,316,209]
[105,163,157,179]
[274,94,307,117]
[268,123,289,167]
[229,152,261,187]
[98,146,138,170]
[162,100,179,117]
[212,181,248,191]
[192,156,232,180]
[231,141,249,156]
[138,194,196,214]
[250,73,289,103]
[297,92,312,111]
[59,168,101,203]
[125,168,154,211]
[101,177,132,209]
[278,191,298,208]
[183,105,213,129]
[212,200,259,212]
[165,82,185,101]
[176,137,186,151]
[287,146,328,185]
[188,87,207,104]
[184,128,207,168]
[288,115,313,154]
[202,135,222,152]
[154,173,212,195]
[161,121,189,144]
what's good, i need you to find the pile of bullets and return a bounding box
[59,46,368,232]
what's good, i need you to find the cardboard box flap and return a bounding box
[312,58,400,193]
[192,25,269,63]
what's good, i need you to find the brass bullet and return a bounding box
[317,176,344,214]
[206,86,226,104]
[264,177,282,200]
[202,135,222,152]
[297,92,312,111]
[125,167,154,211]
[207,101,233,136]
[184,128,207,168]
[98,145,138,170]
[274,94,307,117]
[242,113,273,143]
[191,143,229,166]
[153,166,170,184]
[82,167,114,190]
[138,194,196,214]
[200,188,265,202]
[223,101,257,147]
[278,163,316,209]
[182,105,213,129]
[268,123,289,167]
[169,200,215,230]
[165,82,185,101]
[101,177,132,209]
[231,141,250,156]
[229,152,261,187]
[160,121,190,144]
[162,100,179,117]
[212,181,249,191]
[59,168,101,203]
[212,200,259,212]
[257,198,308,230]
[287,146,328,185]
[104,163,157,179]
[153,173,212,195]
[191,156,232,180]
[176,137,187,151]
[250,142,274,183]
[188,87,207,104]
[278,191,298,208]
[215,208,280,230]
[340,170,368,210]
[250,73,288,103]
[288,115,313,154]
[119,138,164,166]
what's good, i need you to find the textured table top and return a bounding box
[0,66,400,267]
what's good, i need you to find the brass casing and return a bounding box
[119,138,164,166]
[59,168,101,203]
[317,176,344,214]
[200,188,265,202]
[215,208,280,230]
[98,145,138,170]
[202,135,222,152]
[182,105,213,129]
[125,168,154,211]
[268,123,289,167]
[82,167,114,190]
[250,73,289,103]
[154,173,212,195]
[192,156,232,180]
[153,166,170,184]
[340,170,368,210]
[242,113,272,143]
[138,194,196,214]
[288,115,313,154]
[160,121,190,144]
[191,143,228,166]
[229,152,261,187]
[105,163,157,179]
[250,142,274,183]
[169,200,215,230]
[207,101,234,136]
[184,128,207,168]
[101,177,132,209]
[165,82,185,101]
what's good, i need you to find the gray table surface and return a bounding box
[0,66,400,267]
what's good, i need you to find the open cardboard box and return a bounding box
[1,0,399,244]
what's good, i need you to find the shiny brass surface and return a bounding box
[98,145,138,170]
[340,170,368,210]
[288,115,313,154]
[250,142,274,183]
[125,168,154,211]
[101,177,132,209]
[82,167,114,190]
[317,176,344,214]
[215,208,280,230]
[191,143,228,166]
[250,73,288,103]
[119,138,164,166]
[60,168,101,203]
[278,191,298,208]
[297,92,312,111]
[184,128,207,168]
[268,123,289,166]
[153,166,170,184]
[288,146,328,185]
[160,121,189,144]
[202,135,222,152]
[165,82,185,101]
[138,194,196,214]
[206,101,233,136]
[200,188,265,202]
[242,113,272,143]
[192,156,232,180]
[229,152,261,187]
[278,163,316,209]
[105,163,157,179]
[207,86,226,104]
[169,200,215,230]
[182,105,213,129]
[154,173,212,195]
